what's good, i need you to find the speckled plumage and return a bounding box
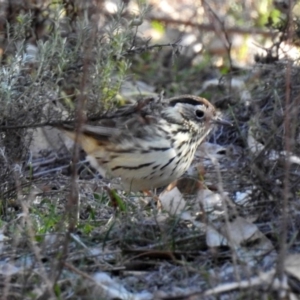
[61,95,220,191]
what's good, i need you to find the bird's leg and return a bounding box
[143,189,162,210]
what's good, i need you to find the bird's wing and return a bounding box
[60,123,120,140]
[82,124,121,138]
[58,96,164,143]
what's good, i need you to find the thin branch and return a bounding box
[276,0,294,293]
[148,16,279,37]
[122,38,182,56]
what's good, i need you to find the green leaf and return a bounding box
[111,189,127,211]
[151,20,165,34]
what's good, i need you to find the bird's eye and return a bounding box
[195,109,205,119]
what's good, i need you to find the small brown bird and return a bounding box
[60,95,229,191]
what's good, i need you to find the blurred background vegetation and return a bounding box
[1,0,300,299]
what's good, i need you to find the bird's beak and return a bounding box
[212,116,233,126]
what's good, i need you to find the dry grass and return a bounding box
[1,0,300,299]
